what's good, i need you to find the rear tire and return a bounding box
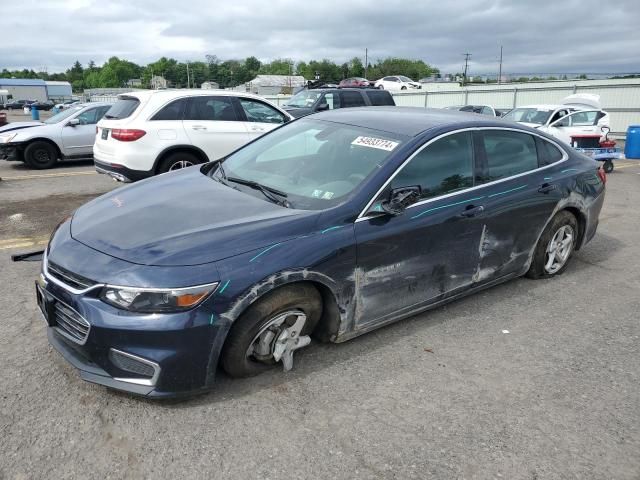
[24,141,58,169]
[526,211,578,279]
[603,160,614,173]
[158,151,201,174]
[221,284,322,378]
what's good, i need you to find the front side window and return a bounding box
[390,132,474,200]
[321,93,340,109]
[481,130,538,182]
[340,91,366,108]
[76,107,102,125]
[44,105,84,124]
[217,119,406,210]
[185,96,238,121]
[151,98,186,121]
[239,98,286,124]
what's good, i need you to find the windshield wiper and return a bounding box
[226,177,291,208]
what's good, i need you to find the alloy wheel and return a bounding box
[168,160,194,171]
[544,225,574,274]
[246,310,310,371]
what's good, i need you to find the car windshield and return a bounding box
[398,76,413,82]
[43,105,84,124]
[285,91,322,108]
[503,107,553,125]
[214,119,406,210]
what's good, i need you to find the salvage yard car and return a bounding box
[0,102,111,168]
[94,90,293,182]
[374,76,422,91]
[502,94,610,145]
[38,107,605,397]
[283,88,395,118]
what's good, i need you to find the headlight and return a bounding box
[100,282,219,313]
[0,133,17,144]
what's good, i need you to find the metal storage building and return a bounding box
[45,81,72,100]
[0,78,48,102]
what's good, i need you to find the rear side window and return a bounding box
[481,130,538,182]
[321,92,341,109]
[185,96,238,121]
[151,98,186,121]
[340,91,366,108]
[536,137,564,166]
[366,90,395,106]
[104,97,140,120]
[391,132,474,200]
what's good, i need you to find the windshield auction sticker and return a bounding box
[351,136,399,152]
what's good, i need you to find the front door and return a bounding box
[61,106,109,157]
[354,131,485,328]
[236,97,287,141]
[542,109,603,145]
[182,96,250,161]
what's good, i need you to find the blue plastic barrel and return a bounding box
[31,105,40,121]
[625,125,640,159]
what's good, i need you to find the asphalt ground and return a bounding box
[0,157,639,479]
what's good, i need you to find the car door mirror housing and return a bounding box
[67,118,80,127]
[316,103,330,112]
[379,186,422,216]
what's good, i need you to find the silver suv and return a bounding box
[0,102,111,169]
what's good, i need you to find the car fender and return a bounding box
[153,144,211,173]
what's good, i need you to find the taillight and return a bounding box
[111,129,146,142]
[597,167,607,185]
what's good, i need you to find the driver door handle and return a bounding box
[538,183,557,194]
[191,125,207,130]
[460,205,484,218]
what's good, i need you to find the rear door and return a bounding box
[339,90,366,109]
[471,128,565,281]
[61,105,110,157]
[542,110,603,145]
[236,97,288,140]
[183,96,250,160]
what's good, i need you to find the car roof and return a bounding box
[310,106,515,137]
[120,89,268,102]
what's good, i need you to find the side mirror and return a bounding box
[67,118,80,127]
[316,103,330,112]
[379,186,421,216]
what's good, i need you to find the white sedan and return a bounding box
[374,76,422,91]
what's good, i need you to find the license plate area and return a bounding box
[101,128,109,140]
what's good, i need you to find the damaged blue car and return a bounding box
[37,107,606,397]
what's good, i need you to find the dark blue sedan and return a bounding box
[37,107,606,397]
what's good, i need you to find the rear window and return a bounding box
[366,90,395,106]
[104,97,140,120]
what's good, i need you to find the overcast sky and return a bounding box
[3,0,639,75]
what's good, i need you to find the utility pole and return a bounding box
[462,53,471,86]
[364,48,368,79]
[498,46,503,84]
[186,62,190,89]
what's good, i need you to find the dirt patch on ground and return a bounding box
[0,192,100,240]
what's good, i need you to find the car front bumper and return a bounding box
[0,143,21,161]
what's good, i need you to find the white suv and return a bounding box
[94,90,293,182]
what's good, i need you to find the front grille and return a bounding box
[109,349,156,378]
[47,261,96,291]
[53,301,90,344]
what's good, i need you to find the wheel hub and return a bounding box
[545,225,574,274]
[169,160,194,171]
[246,310,310,371]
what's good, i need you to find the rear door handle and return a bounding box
[460,205,484,217]
[191,125,207,130]
[538,183,557,194]
[250,126,266,132]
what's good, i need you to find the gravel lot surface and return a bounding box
[0,157,639,479]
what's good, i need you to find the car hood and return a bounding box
[0,121,43,134]
[71,167,321,267]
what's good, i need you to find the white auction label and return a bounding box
[351,136,399,152]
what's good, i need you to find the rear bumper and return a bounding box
[581,188,606,248]
[95,160,152,183]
